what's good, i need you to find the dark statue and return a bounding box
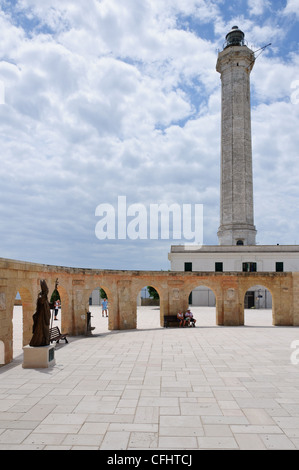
[29,280,54,347]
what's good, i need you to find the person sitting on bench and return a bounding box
[185,309,196,327]
[177,311,184,327]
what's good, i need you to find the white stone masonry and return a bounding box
[217,45,256,246]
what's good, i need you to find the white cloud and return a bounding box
[283,0,299,18]
[0,1,299,268]
[0,9,25,55]
[252,55,299,103]
[248,0,270,16]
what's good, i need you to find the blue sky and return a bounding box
[0,0,299,270]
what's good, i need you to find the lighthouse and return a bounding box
[169,26,299,299]
[216,26,257,246]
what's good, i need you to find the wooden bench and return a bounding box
[164,315,181,328]
[50,326,68,344]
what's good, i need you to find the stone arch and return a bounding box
[49,282,70,332]
[83,281,114,305]
[135,284,162,329]
[82,280,116,331]
[132,280,166,328]
[13,285,34,350]
[185,279,221,326]
[240,280,274,326]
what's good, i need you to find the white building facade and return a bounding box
[169,245,299,308]
[169,245,299,273]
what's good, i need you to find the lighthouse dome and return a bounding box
[225,26,245,48]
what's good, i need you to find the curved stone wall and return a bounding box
[1,257,298,365]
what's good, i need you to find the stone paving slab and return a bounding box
[0,306,299,450]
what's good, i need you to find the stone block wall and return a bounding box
[0,257,298,365]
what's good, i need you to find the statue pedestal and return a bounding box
[22,344,56,369]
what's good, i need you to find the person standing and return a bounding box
[54,300,59,321]
[102,298,108,317]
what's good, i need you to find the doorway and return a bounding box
[137,286,161,329]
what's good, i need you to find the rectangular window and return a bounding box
[184,262,192,272]
[215,262,223,272]
[242,262,257,272]
[276,262,284,272]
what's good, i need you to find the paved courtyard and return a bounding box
[1,306,299,450]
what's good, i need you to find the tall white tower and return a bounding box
[217,26,257,246]
[169,26,299,286]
